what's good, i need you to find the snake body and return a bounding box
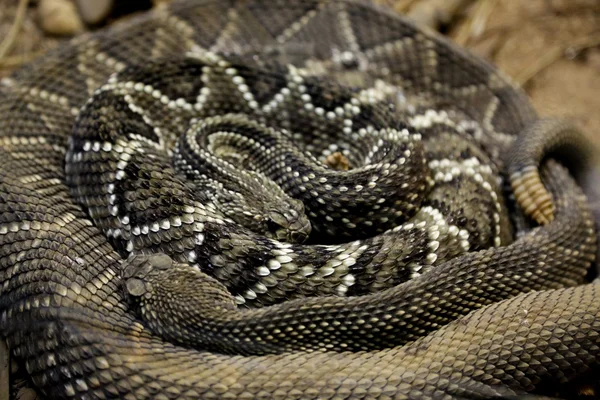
[1,0,599,398]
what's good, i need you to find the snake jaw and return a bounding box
[266,199,312,243]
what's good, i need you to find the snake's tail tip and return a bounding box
[511,169,556,226]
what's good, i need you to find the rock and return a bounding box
[38,0,84,36]
[75,0,114,25]
[75,0,157,26]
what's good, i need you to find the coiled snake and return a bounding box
[1,0,599,398]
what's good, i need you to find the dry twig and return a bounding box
[391,0,421,14]
[0,50,45,68]
[0,0,30,60]
[515,34,600,86]
[407,0,476,30]
[454,0,499,46]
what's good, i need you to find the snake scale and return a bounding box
[1,0,600,398]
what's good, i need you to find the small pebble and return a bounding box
[75,0,114,25]
[38,0,84,36]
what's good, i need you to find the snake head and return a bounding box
[122,253,174,300]
[265,199,312,244]
[121,252,237,349]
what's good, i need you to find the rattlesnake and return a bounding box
[1,0,599,398]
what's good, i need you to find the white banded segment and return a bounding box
[64,54,514,308]
[176,113,431,240]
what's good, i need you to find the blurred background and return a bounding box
[0,0,598,143]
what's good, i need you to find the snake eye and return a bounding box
[267,210,289,229]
